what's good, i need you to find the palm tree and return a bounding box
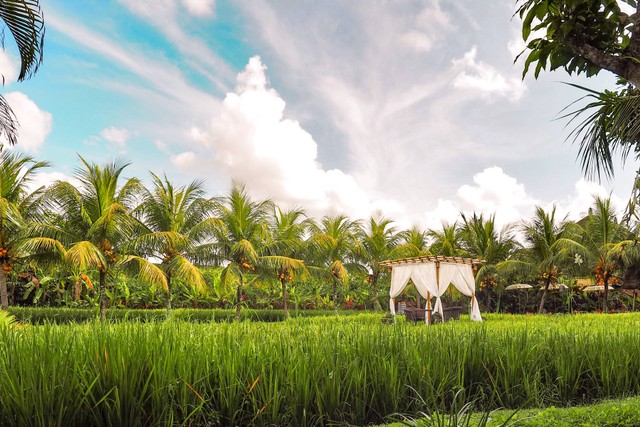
[307,215,361,313]
[580,196,630,310]
[264,207,308,318]
[460,213,518,310]
[396,225,430,258]
[428,222,464,256]
[499,206,581,313]
[134,173,219,316]
[354,212,400,310]
[212,182,273,321]
[0,149,49,309]
[0,1,45,147]
[30,157,165,321]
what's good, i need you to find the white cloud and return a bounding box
[400,1,450,52]
[27,171,80,193]
[421,167,629,234]
[47,9,221,107]
[182,0,214,17]
[554,179,627,222]
[115,0,232,91]
[0,51,19,85]
[100,126,130,151]
[172,151,197,169]
[452,47,527,102]
[423,167,539,229]
[1,92,52,153]
[190,56,377,218]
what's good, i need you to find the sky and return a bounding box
[1,0,637,232]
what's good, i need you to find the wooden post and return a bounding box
[430,261,440,324]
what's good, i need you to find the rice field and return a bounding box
[1,313,640,426]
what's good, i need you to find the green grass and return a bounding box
[7,306,365,324]
[384,395,640,426]
[1,312,640,425]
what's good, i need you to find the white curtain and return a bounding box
[450,264,483,322]
[435,263,459,321]
[389,265,413,315]
[408,263,438,324]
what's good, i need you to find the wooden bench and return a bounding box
[404,307,429,322]
[405,306,463,323]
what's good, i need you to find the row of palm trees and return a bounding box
[1,150,639,319]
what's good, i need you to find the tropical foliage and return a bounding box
[0,0,45,147]
[0,153,638,315]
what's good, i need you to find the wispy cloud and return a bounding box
[47,8,219,109]
[116,0,234,91]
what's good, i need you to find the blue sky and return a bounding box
[2,0,636,230]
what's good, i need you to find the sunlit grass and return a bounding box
[0,312,639,425]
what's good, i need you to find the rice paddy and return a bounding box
[1,312,640,426]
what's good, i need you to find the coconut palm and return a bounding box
[354,212,400,310]
[28,157,165,321]
[264,207,308,317]
[499,206,582,313]
[0,149,49,309]
[133,173,220,316]
[460,213,518,310]
[212,181,273,320]
[307,215,361,312]
[396,225,430,258]
[0,0,45,147]
[580,196,631,310]
[428,222,464,256]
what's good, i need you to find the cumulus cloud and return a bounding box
[452,47,527,102]
[195,56,377,218]
[554,179,627,222]
[424,167,539,229]
[182,0,214,17]
[422,167,629,234]
[100,126,130,151]
[1,92,52,153]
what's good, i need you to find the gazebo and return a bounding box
[380,255,484,323]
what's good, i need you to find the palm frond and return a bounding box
[66,241,104,271]
[168,254,206,293]
[117,255,168,292]
[0,0,45,81]
[560,84,640,181]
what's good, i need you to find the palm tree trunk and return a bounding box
[538,278,551,314]
[235,281,243,321]
[73,278,81,301]
[166,273,172,318]
[371,277,382,311]
[99,269,108,322]
[281,278,289,318]
[0,267,8,310]
[332,281,338,314]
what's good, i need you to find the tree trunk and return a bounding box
[281,278,289,318]
[235,281,243,321]
[0,267,8,311]
[99,269,108,322]
[73,278,81,301]
[603,279,609,312]
[166,273,172,319]
[332,281,338,314]
[371,277,382,311]
[538,278,551,314]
